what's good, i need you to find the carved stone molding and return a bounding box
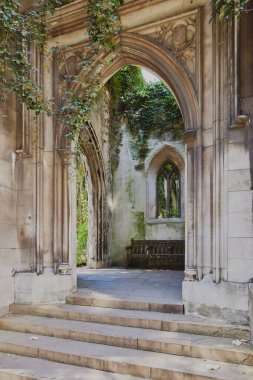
[54,50,83,109]
[147,13,198,79]
[58,51,82,81]
[153,18,196,54]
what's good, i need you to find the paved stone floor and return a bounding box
[77,268,184,305]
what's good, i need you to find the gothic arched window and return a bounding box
[156,161,181,218]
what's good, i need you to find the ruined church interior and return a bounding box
[0,0,253,378]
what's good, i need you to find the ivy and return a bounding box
[210,0,250,19]
[107,65,183,165]
[0,0,250,140]
[60,0,125,144]
[0,0,68,114]
[106,65,145,170]
[0,0,124,123]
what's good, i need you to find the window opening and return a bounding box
[157,161,181,218]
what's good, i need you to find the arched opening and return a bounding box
[104,65,185,267]
[55,31,199,285]
[78,123,108,268]
[146,145,185,222]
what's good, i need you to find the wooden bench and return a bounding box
[126,239,185,269]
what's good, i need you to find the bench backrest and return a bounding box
[129,239,185,255]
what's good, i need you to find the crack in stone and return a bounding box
[242,354,253,365]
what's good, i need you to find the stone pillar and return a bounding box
[249,283,253,346]
[183,129,197,281]
[56,149,72,276]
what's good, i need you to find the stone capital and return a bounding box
[182,130,197,147]
[58,148,72,164]
[229,115,250,130]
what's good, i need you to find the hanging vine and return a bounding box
[0,0,250,129]
[0,0,70,113]
[210,0,250,19]
[0,0,124,122]
[107,65,183,166]
[58,0,124,145]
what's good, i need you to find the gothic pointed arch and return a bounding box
[53,29,201,273]
[78,122,107,267]
[146,145,185,221]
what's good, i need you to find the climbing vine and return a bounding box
[107,65,183,166]
[106,65,145,170]
[0,0,124,123]
[0,0,250,134]
[59,0,124,145]
[210,0,250,19]
[0,0,70,113]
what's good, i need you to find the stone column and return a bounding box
[57,149,72,275]
[183,130,197,281]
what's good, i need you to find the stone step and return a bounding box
[66,290,184,313]
[0,370,35,380]
[10,303,250,340]
[0,352,142,380]
[0,314,252,366]
[0,330,252,379]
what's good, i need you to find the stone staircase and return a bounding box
[0,292,252,379]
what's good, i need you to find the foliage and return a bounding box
[0,0,250,129]
[106,65,145,170]
[134,211,146,239]
[60,0,124,143]
[210,0,250,19]
[76,164,88,266]
[107,65,183,164]
[0,0,125,140]
[0,0,67,113]
[1,0,249,149]
[86,0,124,50]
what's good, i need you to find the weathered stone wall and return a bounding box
[234,0,253,280]
[183,3,253,323]
[0,97,17,313]
[110,126,185,266]
[0,0,253,325]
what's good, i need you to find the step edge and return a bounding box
[9,304,250,340]
[0,321,252,366]
[0,338,237,380]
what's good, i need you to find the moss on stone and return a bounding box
[134,211,146,239]
[126,173,134,203]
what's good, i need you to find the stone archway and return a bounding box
[54,29,201,279]
[3,0,247,322]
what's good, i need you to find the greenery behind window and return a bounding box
[157,162,181,218]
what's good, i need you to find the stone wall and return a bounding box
[0,97,17,314]
[110,126,185,266]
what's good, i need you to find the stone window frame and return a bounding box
[145,145,185,224]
